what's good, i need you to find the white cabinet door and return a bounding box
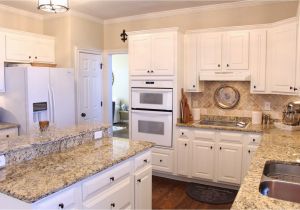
[250,30,267,93]
[0,32,5,92]
[34,38,55,63]
[5,34,34,62]
[151,32,175,76]
[268,22,297,94]
[242,145,258,179]
[135,166,152,210]
[191,140,215,181]
[82,177,132,210]
[217,143,242,184]
[199,33,222,71]
[223,31,249,70]
[129,34,152,76]
[177,138,190,176]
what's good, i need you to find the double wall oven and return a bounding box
[131,81,173,147]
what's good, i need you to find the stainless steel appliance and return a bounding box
[131,80,173,147]
[282,101,300,126]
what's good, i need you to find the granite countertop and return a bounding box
[232,128,300,209]
[0,137,154,203]
[0,122,19,130]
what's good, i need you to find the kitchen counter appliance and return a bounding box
[282,101,300,126]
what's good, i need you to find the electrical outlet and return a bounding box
[94,131,103,140]
[192,100,199,107]
[0,155,5,168]
[264,102,271,111]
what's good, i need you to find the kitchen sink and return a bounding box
[259,161,300,203]
[194,120,248,128]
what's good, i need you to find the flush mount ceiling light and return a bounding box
[38,0,69,13]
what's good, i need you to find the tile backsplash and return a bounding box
[190,82,300,120]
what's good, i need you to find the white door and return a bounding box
[250,30,267,93]
[135,166,152,210]
[268,22,297,93]
[217,143,242,184]
[5,34,34,62]
[242,145,258,179]
[199,33,222,71]
[78,53,103,124]
[177,138,190,176]
[191,140,215,181]
[129,34,152,76]
[223,31,249,70]
[151,32,175,76]
[184,34,198,91]
[34,38,55,63]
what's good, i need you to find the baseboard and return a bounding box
[153,171,240,190]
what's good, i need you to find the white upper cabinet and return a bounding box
[184,34,203,92]
[199,33,222,71]
[250,30,267,93]
[267,21,297,94]
[5,33,55,64]
[129,30,177,76]
[223,31,249,70]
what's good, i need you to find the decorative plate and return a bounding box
[214,85,240,109]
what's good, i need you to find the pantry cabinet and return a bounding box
[267,21,297,94]
[129,30,177,76]
[5,33,55,64]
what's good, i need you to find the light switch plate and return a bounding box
[0,155,5,168]
[264,102,271,111]
[94,131,103,140]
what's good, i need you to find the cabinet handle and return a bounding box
[210,146,213,150]
[28,56,31,59]
[294,87,298,91]
[193,85,195,88]
[147,70,150,73]
[219,147,222,150]
[184,143,187,147]
[226,64,229,67]
[160,159,163,162]
[111,203,115,208]
[181,132,184,135]
[35,56,37,59]
[137,179,141,183]
[253,138,256,142]
[290,86,293,90]
[218,64,221,67]
[151,70,154,73]
[253,85,256,89]
[248,150,251,154]
[58,203,64,209]
[143,159,148,163]
[6,135,9,138]
[110,177,115,182]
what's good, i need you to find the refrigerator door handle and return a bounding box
[48,86,53,123]
[50,86,56,123]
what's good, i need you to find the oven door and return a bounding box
[131,109,172,147]
[131,88,172,111]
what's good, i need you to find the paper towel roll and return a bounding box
[252,111,262,125]
[192,108,201,121]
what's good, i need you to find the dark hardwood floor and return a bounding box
[152,176,234,209]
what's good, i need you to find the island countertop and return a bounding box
[232,128,300,209]
[0,137,154,203]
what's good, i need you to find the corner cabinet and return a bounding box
[129,29,178,76]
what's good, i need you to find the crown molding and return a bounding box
[103,0,294,25]
[0,4,43,20]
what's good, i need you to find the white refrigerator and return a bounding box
[0,67,76,134]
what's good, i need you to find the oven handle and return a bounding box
[131,88,172,93]
[131,109,172,115]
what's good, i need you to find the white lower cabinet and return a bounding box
[152,148,173,173]
[176,128,261,185]
[2,150,152,210]
[135,166,152,210]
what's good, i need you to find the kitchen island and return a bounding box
[0,125,154,210]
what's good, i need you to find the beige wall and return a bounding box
[104,1,298,50]
[0,8,43,34]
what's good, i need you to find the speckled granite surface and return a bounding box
[0,124,112,164]
[232,128,300,209]
[0,122,19,130]
[0,137,153,203]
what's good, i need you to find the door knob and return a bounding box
[81,113,86,117]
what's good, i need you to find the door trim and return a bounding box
[74,47,102,124]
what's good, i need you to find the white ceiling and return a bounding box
[0,0,239,20]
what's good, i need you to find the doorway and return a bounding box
[111,54,129,138]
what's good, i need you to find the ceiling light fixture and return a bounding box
[38,0,69,13]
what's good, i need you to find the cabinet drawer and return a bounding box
[82,176,132,210]
[135,150,151,171]
[34,185,80,210]
[219,131,243,144]
[82,161,131,201]
[0,127,18,139]
[178,128,192,139]
[152,148,173,173]
[246,134,262,146]
[194,130,215,142]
